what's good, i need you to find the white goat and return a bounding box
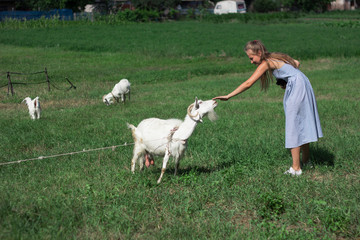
[127,97,218,183]
[22,96,41,120]
[103,79,131,105]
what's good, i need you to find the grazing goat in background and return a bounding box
[22,97,41,120]
[103,79,131,105]
[127,97,218,183]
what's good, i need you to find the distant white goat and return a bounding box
[127,97,218,183]
[22,96,41,120]
[103,79,131,105]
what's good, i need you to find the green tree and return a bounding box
[65,0,96,12]
[253,0,277,12]
[131,0,181,10]
[281,0,332,12]
[15,0,94,12]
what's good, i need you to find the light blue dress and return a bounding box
[273,64,323,148]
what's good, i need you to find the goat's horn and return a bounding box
[187,103,199,118]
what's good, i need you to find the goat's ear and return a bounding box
[195,97,199,109]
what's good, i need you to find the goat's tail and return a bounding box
[126,123,137,141]
[126,123,136,131]
[34,96,40,108]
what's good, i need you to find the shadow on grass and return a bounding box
[311,146,334,167]
[140,165,214,179]
[167,157,241,176]
[172,166,215,175]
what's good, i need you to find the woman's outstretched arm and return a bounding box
[213,62,269,101]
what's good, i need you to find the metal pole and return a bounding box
[45,67,50,91]
[7,72,14,96]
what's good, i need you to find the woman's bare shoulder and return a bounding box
[294,60,300,68]
[267,58,285,69]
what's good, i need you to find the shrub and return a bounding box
[253,0,278,13]
[201,12,299,24]
[115,9,160,22]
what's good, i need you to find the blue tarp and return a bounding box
[0,9,73,21]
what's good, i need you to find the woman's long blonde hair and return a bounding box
[244,40,297,90]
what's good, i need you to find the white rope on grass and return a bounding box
[0,142,135,167]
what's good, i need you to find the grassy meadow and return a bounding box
[0,15,360,239]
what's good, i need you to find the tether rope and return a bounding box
[0,81,48,89]
[1,113,197,167]
[11,81,48,85]
[0,142,134,167]
[8,71,46,75]
[0,71,46,75]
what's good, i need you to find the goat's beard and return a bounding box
[207,110,218,122]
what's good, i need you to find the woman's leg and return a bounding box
[301,143,310,164]
[290,146,301,171]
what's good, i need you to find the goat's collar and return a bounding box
[111,92,119,101]
[187,104,202,123]
[187,113,202,123]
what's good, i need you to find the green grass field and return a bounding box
[0,17,359,239]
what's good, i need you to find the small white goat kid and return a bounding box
[22,96,41,120]
[127,97,218,183]
[103,79,131,105]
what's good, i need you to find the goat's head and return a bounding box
[102,94,113,106]
[187,97,218,123]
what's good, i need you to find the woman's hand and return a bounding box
[213,95,230,101]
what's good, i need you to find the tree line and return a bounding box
[14,0,335,13]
